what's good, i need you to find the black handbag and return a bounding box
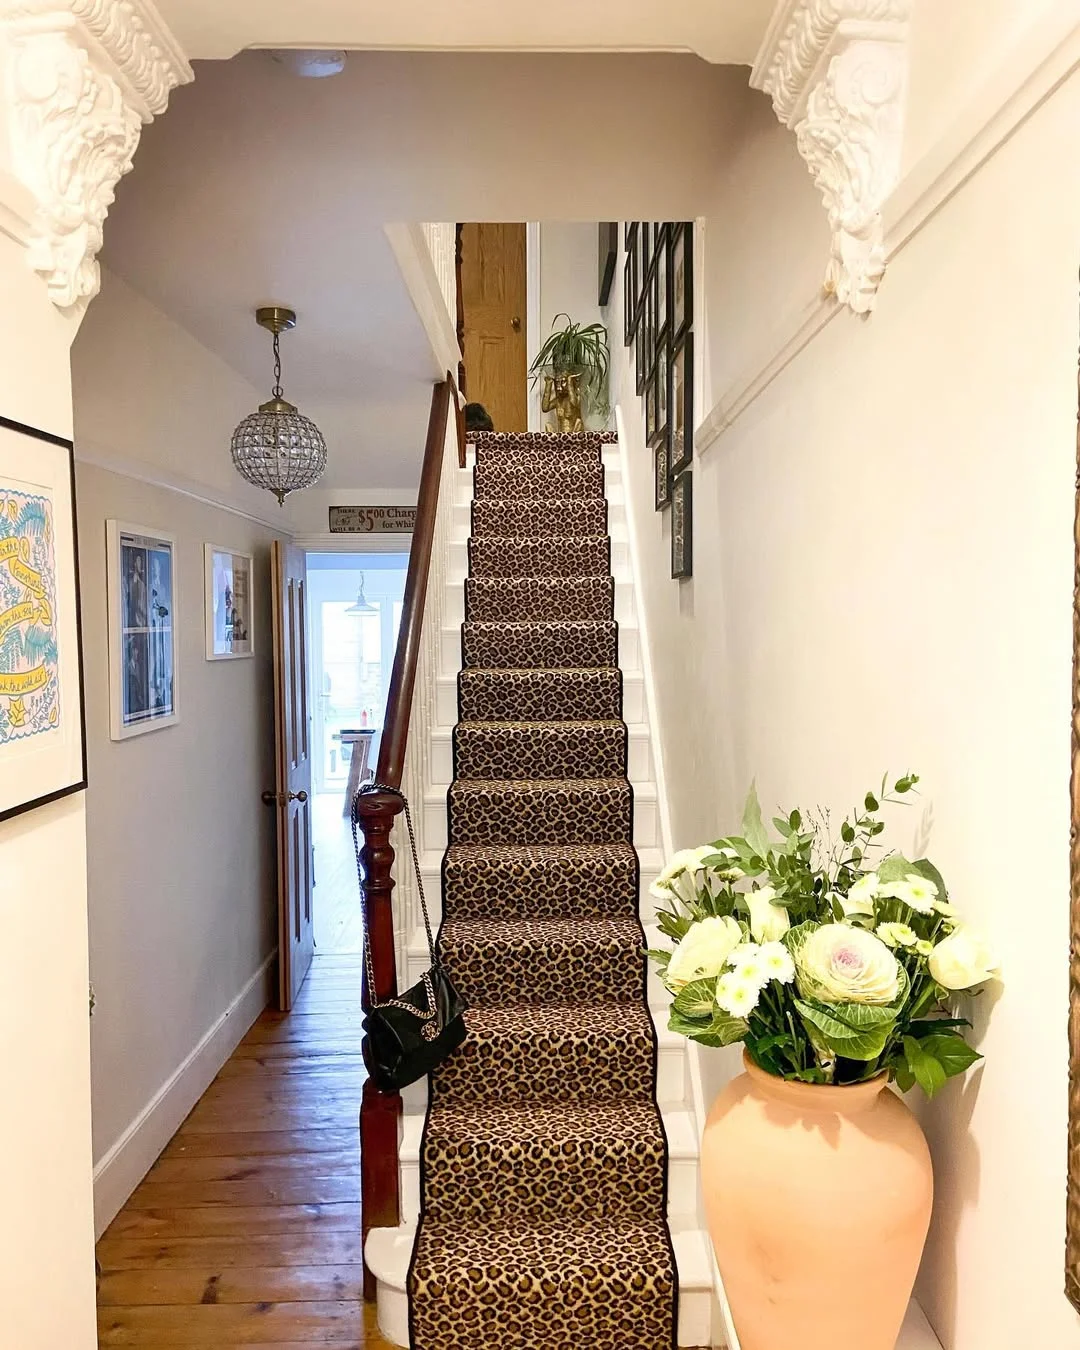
[351,783,467,1091]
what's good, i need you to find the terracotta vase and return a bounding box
[701,1052,933,1350]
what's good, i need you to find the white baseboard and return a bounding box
[92,950,277,1236]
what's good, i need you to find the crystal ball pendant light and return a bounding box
[230,306,327,505]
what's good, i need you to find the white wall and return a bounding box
[71,271,286,1233]
[612,30,1080,1350]
[0,231,97,1347]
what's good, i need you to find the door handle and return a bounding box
[262,789,308,805]
[289,790,308,803]
[510,316,521,332]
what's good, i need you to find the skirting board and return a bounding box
[92,950,277,1236]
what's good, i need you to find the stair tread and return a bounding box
[456,718,624,731]
[425,1097,659,1141]
[460,1001,654,1038]
[445,841,637,865]
[452,775,630,792]
[413,1215,672,1267]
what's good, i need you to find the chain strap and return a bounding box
[351,782,439,1028]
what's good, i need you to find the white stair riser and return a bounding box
[438,622,641,678]
[435,673,646,728]
[422,792,659,851]
[442,579,635,627]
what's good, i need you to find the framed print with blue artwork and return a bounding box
[0,415,87,820]
[107,520,179,739]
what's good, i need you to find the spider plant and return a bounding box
[529,313,610,414]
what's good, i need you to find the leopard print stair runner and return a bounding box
[407,430,677,1349]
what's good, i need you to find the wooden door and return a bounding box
[269,541,315,1010]
[460,222,528,432]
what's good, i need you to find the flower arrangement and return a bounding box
[648,775,999,1096]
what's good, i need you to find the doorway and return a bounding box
[305,551,408,955]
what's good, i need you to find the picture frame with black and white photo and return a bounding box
[671,468,693,579]
[623,223,639,346]
[669,329,694,476]
[107,520,179,740]
[670,221,694,343]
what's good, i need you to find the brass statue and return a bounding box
[542,370,584,434]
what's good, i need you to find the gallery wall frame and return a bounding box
[1067,335,1080,1313]
[671,467,693,580]
[0,415,87,821]
[106,519,179,740]
[204,543,254,660]
[670,329,694,477]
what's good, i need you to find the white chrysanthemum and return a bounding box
[842,872,880,917]
[796,923,901,1005]
[915,940,935,957]
[878,874,938,914]
[746,886,790,942]
[876,922,918,949]
[664,915,743,993]
[756,941,795,985]
[716,971,763,1018]
[726,943,765,984]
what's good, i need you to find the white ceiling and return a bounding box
[153,0,776,66]
[101,49,752,489]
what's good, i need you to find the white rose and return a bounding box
[796,923,901,1006]
[746,886,790,943]
[649,845,716,901]
[928,927,999,991]
[665,915,743,993]
[842,872,879,918]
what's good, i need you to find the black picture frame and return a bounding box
[669,329,694,477]
[645,364,657,444]
[654,224,669,341]
[671,468,693,579]
[654,439,671,511]
[0,414,88,822]
[670,221,694,342]
[623,244,637,346]
[598,222,618,306]
[624,221,635,248]
[641,221,653,278]
[651,340,670,450]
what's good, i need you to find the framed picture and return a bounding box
[651,341,670,450]
[654,439,671,511]
[670,221,694,341]
[655,224,669,340]
[641,221,653,278]
[671,468,693,579]
[0,416,87,821]
[107,521,178,739]
[205,544,254,660]
[598,222,618,306]
[645,367,657,445]
[669,330,694,476]
[623,235,638,346]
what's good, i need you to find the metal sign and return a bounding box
[328,505,417,534]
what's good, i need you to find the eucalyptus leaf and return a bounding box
[741,782,772,861]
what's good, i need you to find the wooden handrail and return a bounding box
[354,373,454,1300]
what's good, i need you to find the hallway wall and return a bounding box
[0,230,98,1350]
[71,273,286,1233]
[613,29,1080,1350]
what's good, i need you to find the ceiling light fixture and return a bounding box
[345,575,377,615]
[230,306,327,506]
[270,49,347,78]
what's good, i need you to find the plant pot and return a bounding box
[701,1051,933,1350]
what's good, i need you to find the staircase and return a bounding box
[366,430,719,1348]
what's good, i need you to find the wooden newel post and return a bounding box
[355,789,404,1301]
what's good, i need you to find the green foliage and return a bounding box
[528,313,610,413]
[647,773,994,1100]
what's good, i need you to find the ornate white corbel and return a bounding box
[0,0,192,310]
[751,0,912,314]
